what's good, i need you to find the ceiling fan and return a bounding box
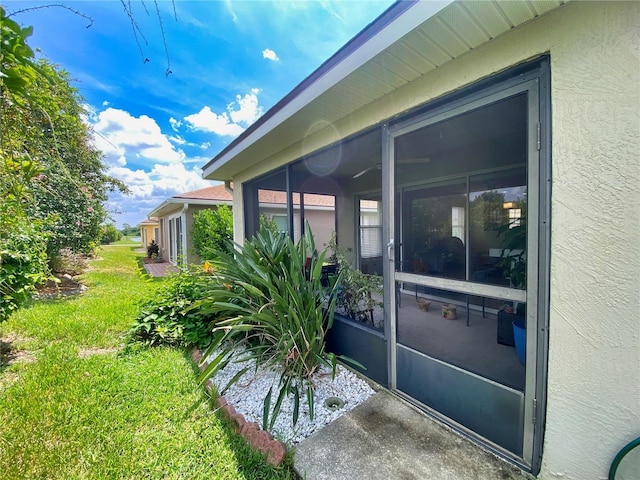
[351,157,431,179]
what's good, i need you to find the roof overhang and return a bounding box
[202,0,566,181]
[147,198,231,219]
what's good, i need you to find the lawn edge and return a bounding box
[190,347,288,466]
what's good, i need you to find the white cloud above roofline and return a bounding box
[184,88,264,137]
[262,48,279,61]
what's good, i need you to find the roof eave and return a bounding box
[202,0,454,180]
[148,197,232,219]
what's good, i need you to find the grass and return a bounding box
[111,235,142,246]
[0,246,297,479]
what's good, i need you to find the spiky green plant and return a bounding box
[195,224,353,430]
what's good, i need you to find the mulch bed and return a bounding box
[33,274,88,299]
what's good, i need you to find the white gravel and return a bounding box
[206,348,376,446]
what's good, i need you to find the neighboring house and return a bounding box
[200,1,639,479]
[148,184,336,265]
[138,218,158,249]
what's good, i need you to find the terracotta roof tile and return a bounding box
[173,184,232,201]
[172,183,335,207]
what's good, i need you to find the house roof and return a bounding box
[202,0,566,181]
[148,184,335,219]
[138,219,158,226]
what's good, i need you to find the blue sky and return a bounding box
[6,0,393,228]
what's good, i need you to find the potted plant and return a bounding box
[327,233,383,328]
[147,239,160,259]
[496,215,526,364]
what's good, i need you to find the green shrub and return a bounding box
[49,247,88,275]
[146,240,160,258]
[328,232,382,325]
[0,220,48,323]
[191,205,233,262]
[196,224,353,431]
[100,224,122,244]
[128,268,216,349]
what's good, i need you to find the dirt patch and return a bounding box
[0,333,36,368]
[78,347,118,358]
[34,274,88,299]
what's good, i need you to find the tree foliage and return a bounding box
[1,8,128,321]
[100,224,122,245]
[191,205,233,262]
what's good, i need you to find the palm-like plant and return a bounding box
[195,224,349,430]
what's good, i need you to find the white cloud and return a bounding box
[108,163,210,200]
[184,106,244,137]
[148,163,210,193]
[229,89,262,125]
[169,117,182,132]
[102,100,110,107]
[184,88,263,137]
[262,48,279,61]
[224,0,238,23]
[92,108,185,166]
[106,160,214,228]
[109,166,154,197]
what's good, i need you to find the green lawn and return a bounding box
[0,246,296,479]
[111,235,142,246]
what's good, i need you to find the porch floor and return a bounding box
[294,389,532,480]
[142,261,179,277]
[395,290,525,391]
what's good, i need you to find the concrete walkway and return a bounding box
[142,261,179,277]
[294,390,532,480]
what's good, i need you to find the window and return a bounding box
[508,207,522,228]
[359,198,383,275]
[451,206,465,242]
[360,199,382,258]
[272,214,287,233]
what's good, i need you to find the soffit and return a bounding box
[203,0,566,181]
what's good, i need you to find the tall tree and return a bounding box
[1,10,128,255]
[1,7,128,321]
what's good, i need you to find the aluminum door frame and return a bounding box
[381,67,550,471]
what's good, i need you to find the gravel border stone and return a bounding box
[192,346,376,464]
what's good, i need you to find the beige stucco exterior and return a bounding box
[138,220,158,249]
[226,2,639,478]
[155,204,218,265]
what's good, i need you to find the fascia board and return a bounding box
[202,0,453,180]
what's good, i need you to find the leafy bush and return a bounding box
[120,225,140,237]
[0,220,48,323]
[191,205,233,262]
[196,225,352,431]
[128,268,216,349]
[1,11,129,259]
[100,224,122,244]
[146,240,160,258]
[49,248,88,276]
[327,233,382,325]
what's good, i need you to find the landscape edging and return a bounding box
[190,348,288,466]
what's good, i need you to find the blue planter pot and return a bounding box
[512,319,526,365]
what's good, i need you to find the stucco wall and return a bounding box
[532,4,639,479]
[228,3,639,477]
[139,224,157,248]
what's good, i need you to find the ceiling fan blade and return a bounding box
[352,157,428,178]
[352,165,379,179]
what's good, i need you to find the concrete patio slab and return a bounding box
[294,390,532,480]
[142,262,179,277]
